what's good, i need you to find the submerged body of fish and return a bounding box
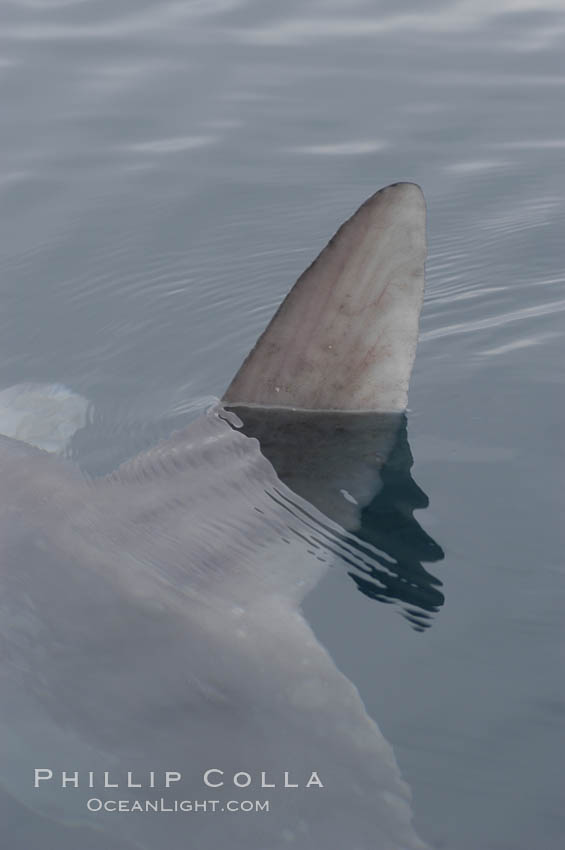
[0,183,434,849]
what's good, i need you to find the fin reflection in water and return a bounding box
[227,405,445,631]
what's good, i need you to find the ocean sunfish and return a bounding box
[0,183,431,849]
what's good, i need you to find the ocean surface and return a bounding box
[0,1,564,848]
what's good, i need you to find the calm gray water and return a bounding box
[1,1,564,848]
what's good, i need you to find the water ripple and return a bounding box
[421,298,565,343]
[285,141,386,156]
[128,135,219,154]
[231,0,565,45]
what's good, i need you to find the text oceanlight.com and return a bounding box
[86,798,270,813]
[33,769,325,818]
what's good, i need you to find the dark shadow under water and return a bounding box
[226,406,445,631]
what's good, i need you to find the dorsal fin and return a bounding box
[223,182,426,412]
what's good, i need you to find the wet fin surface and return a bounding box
[223,183,426,411]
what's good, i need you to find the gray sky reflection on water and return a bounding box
[0,1,564,848]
